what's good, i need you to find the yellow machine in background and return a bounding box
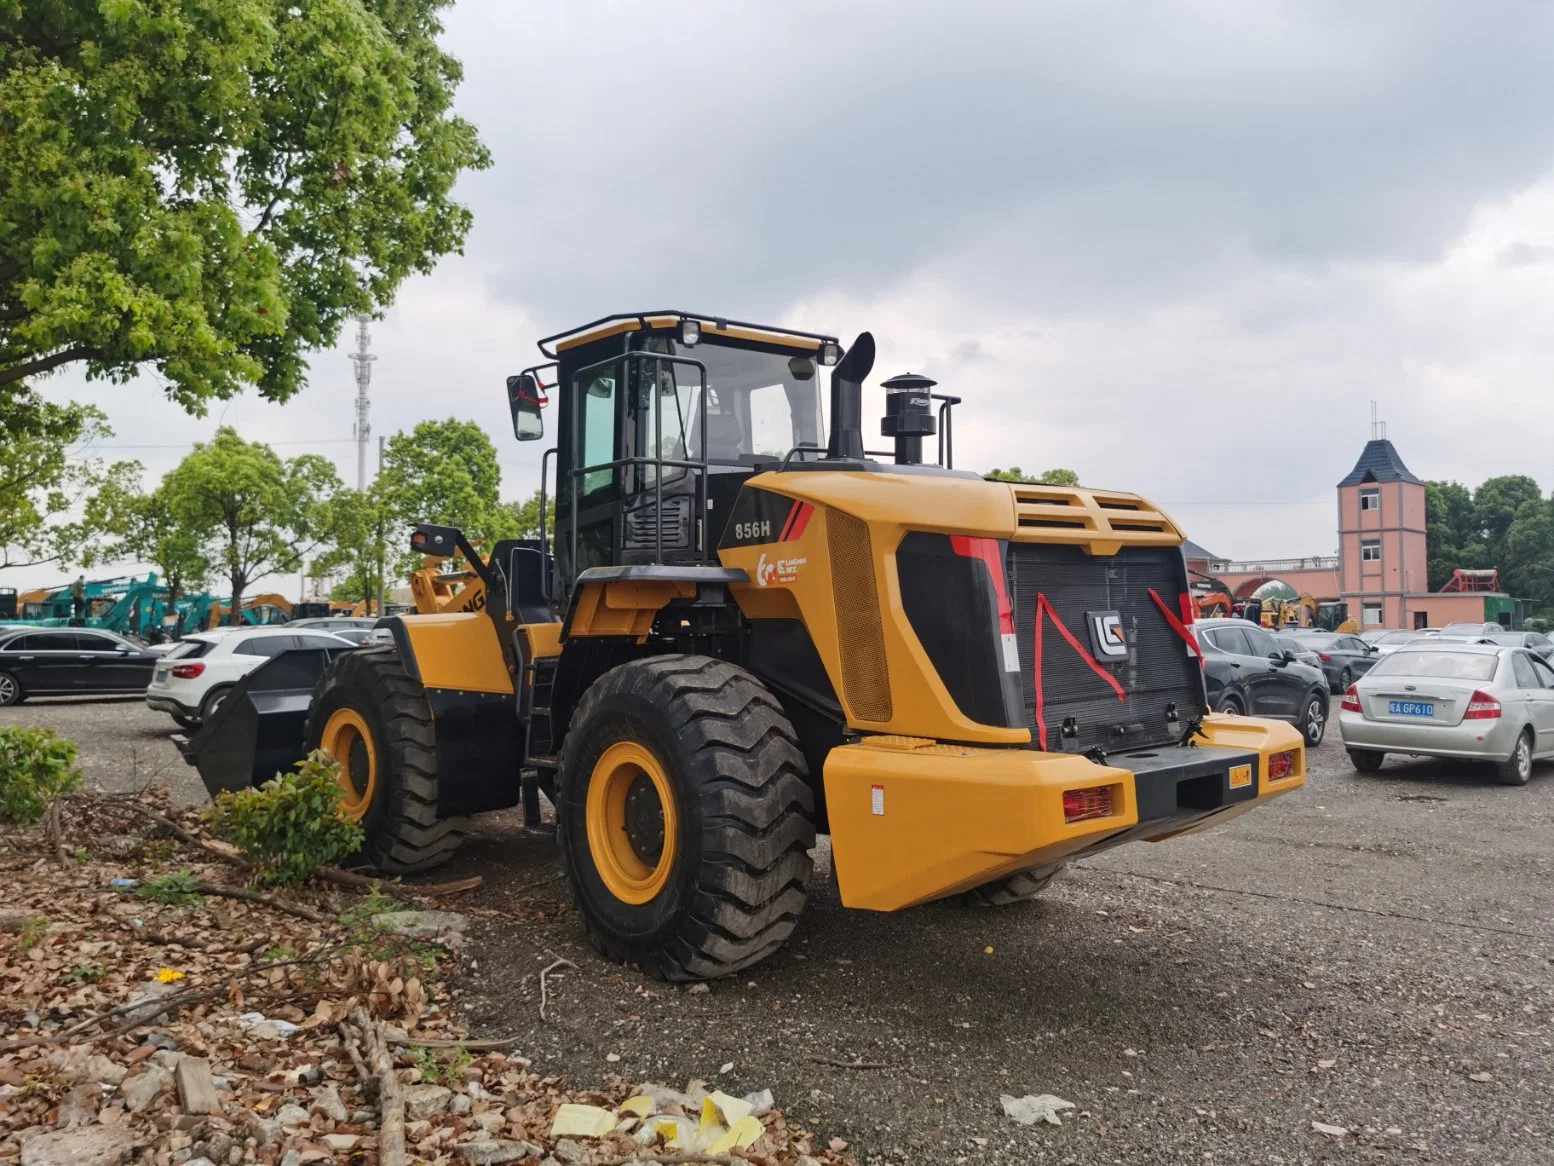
[227,311,1306,981]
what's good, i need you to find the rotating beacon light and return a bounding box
[880,372,938,466]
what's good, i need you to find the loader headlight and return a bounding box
[680,319,701,346]
[820,342,842,366]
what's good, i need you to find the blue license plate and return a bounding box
[1388,700,1434,717]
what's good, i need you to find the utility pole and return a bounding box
[349,315,376,491]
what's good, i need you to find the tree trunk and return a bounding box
[229,571,245,627]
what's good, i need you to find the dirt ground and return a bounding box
[7,696,1552,1165]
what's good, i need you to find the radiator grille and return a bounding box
[827,510,892,723]
[1007,544,1203,753]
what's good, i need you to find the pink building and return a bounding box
[1336,439,1510,630]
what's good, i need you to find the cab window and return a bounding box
[579,365,619,499]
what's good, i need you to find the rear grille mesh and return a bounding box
[827,510,892,723]
[1007,544,1203,753]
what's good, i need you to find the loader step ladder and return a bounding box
[523,655,560,769]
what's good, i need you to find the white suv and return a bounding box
[145,626,356,728]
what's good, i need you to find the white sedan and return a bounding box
[1338,642,1554,785]
[145,626,356,728]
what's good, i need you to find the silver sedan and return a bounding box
[1337,643,1554,785]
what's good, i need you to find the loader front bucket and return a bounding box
[174,647,340,799]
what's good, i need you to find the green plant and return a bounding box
[207,751,364,886]
[408,1044,471,1087]
[61,965,105,985]
[0,728,82,826]
[18,917,48,950]
[138,869,202,907]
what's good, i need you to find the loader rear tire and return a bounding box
[557,655,816,981]
[305,646,465,874]
[959,865,1063,907]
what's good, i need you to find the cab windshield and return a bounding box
[635,337,826,470]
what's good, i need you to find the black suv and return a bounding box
[1195,617,1331,746]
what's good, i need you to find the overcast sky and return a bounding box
[23,0,1554,591]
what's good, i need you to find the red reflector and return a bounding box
[1340,684,1360,713]
[1268,750,1297,780]
[950,535,1014,634]
[1063,785,1116,824]
[1464,690,1501,719]
[171,663,205,679]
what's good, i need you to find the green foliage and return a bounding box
[379,419,509,575]
[494,490,554,542]
[61,964,105,985]
[207,751,363,886]
[406,1044,471,1087]
[1426,476,1554,616]
[0,726,81,825]
[18,916,47,950]
[138,868,202,907]
[0,394,137,571]
[312,487,391,604]
[0,0,489,412]
[984,466,1081,486]
[79,474,212,600]
[158,428,342,622]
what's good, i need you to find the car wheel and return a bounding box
[1348,748,1385,773]
[1495,729,1534,787]
[0,671,22,707]
[1337,667,1351,695]
[198,685,233,724]
[1214,693,1244,715]
[1302,691,1327,746]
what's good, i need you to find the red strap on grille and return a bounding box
[1032,593,1125,751]
[1148,587,1201,658]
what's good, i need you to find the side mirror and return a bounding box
[506,374,545,442]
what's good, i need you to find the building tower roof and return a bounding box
[1337,438,1422,487]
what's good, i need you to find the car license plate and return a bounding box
[1388,700,1434,717]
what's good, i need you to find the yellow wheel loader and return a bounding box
[181,311,1305,981]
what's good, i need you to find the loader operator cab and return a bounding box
[510,314,844,595]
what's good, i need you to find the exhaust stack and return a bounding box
[880,372,938,466]
[827,332,875,460]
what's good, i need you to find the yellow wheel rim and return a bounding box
[320,707,377,821]
[585,741,679,905]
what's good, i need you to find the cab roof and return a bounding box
[538,312,839,358]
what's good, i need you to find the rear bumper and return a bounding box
[146,692,197,717]
[1337,711,1519,759]
[823,713,1305,911]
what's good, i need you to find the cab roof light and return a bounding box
[680,318,701,346]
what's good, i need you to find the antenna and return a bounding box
[348,315,377,491]
[1369,400,1386,441]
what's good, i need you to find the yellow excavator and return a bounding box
[184,311,1305,981]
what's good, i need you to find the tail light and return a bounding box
[1340,685,1360,713]
[1317,653,1332,662]
[1268,750,1298,780]
[1464,690,1502,720]
[171,663,205,679]
[1063,785,1116,824]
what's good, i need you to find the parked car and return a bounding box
[1339,643,1554,785]
[0,627,163,706]
[1271,632,1322,669]
[1439,621,1504,637]
[1435,630,1554,661]
[1195,617,1332,745]
[1363,629,1429,656]
[1287,630,1379,693]
[144,627,357,728]
[288,617,379,631]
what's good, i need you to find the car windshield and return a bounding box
[1372,630,1418,644]
[1369,650,1499,680]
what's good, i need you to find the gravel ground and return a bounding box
[7,698,1551,1164]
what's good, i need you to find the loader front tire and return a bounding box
[305,647,464,874]
[557,655,816,981]
[959,865,1063,907]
